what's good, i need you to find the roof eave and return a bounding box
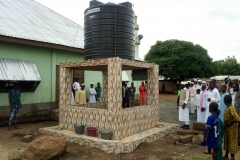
[0,35,84,53]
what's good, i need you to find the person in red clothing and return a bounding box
[139,81,146,106]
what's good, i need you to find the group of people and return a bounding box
[178,78,240,160]
[122,81,147,108]
[72,78,102,104]
[72,78,148,107]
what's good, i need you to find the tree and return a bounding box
[144,39,214,82]
[221,56,240,75]
[212,60,224,75]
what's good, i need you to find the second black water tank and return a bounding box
[84,1,135,60]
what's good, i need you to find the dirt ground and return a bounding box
[0,94,240,160]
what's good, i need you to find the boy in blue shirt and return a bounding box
[204,102,219,160]
[8,83,21,131]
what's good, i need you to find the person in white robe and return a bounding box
[197,85,208,122]
[229,81,236,106]
[193,79,198,111]
[205,82,221,122]
[189,82,196,114]
[71,92,75,105]
[88,83,96,103]
[193,79,198,88]
[196,80,202,90]
[72,78,80,100]
[195,89,200,109]
[179,82,191,130]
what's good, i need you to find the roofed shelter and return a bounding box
[58,58,159,140]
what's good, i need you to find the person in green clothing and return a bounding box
[8,83,21,131]
[95,82,102,102]
[177,85,182,109]
[217,109,224,160]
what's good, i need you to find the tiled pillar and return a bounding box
[59,67,73,127]
[147,64,159,106]
[102,71,108,103]
[107,58,122,112]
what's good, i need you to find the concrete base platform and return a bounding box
[39,122,179,154]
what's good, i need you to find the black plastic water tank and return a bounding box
[84,0,135,60]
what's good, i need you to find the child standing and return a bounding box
[223,95,240,160]
[204,102,219,160]
[217,109,224,160]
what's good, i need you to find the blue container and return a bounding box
[74,124,85,135]
[100,130,111,140]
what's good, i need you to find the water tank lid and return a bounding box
[90,0,103,7]
[119,2,132,9]
[88,0,132,9]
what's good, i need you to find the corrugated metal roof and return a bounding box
[0,58,41,81]
[0,0,84,49]
[229,76,240,80]
[210,75,240,81]
[210,76,228,80]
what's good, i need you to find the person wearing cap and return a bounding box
[196,80,202,90]
[205,82,221,122]
[76,84,86,104]
[179,82,191,129]
[72,78,81,100]
[193,79,198,88]
[8,82,21,131]
[189,82,196,114]
[89,83,97,103]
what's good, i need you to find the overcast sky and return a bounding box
[35,0,240,61]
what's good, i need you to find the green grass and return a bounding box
[189,157,211,160]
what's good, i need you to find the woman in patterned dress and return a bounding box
[223,95,240,160]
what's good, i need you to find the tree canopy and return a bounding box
[213,56,240,75]
[144,39,215,81]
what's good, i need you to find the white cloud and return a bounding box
[35,0,240,61]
